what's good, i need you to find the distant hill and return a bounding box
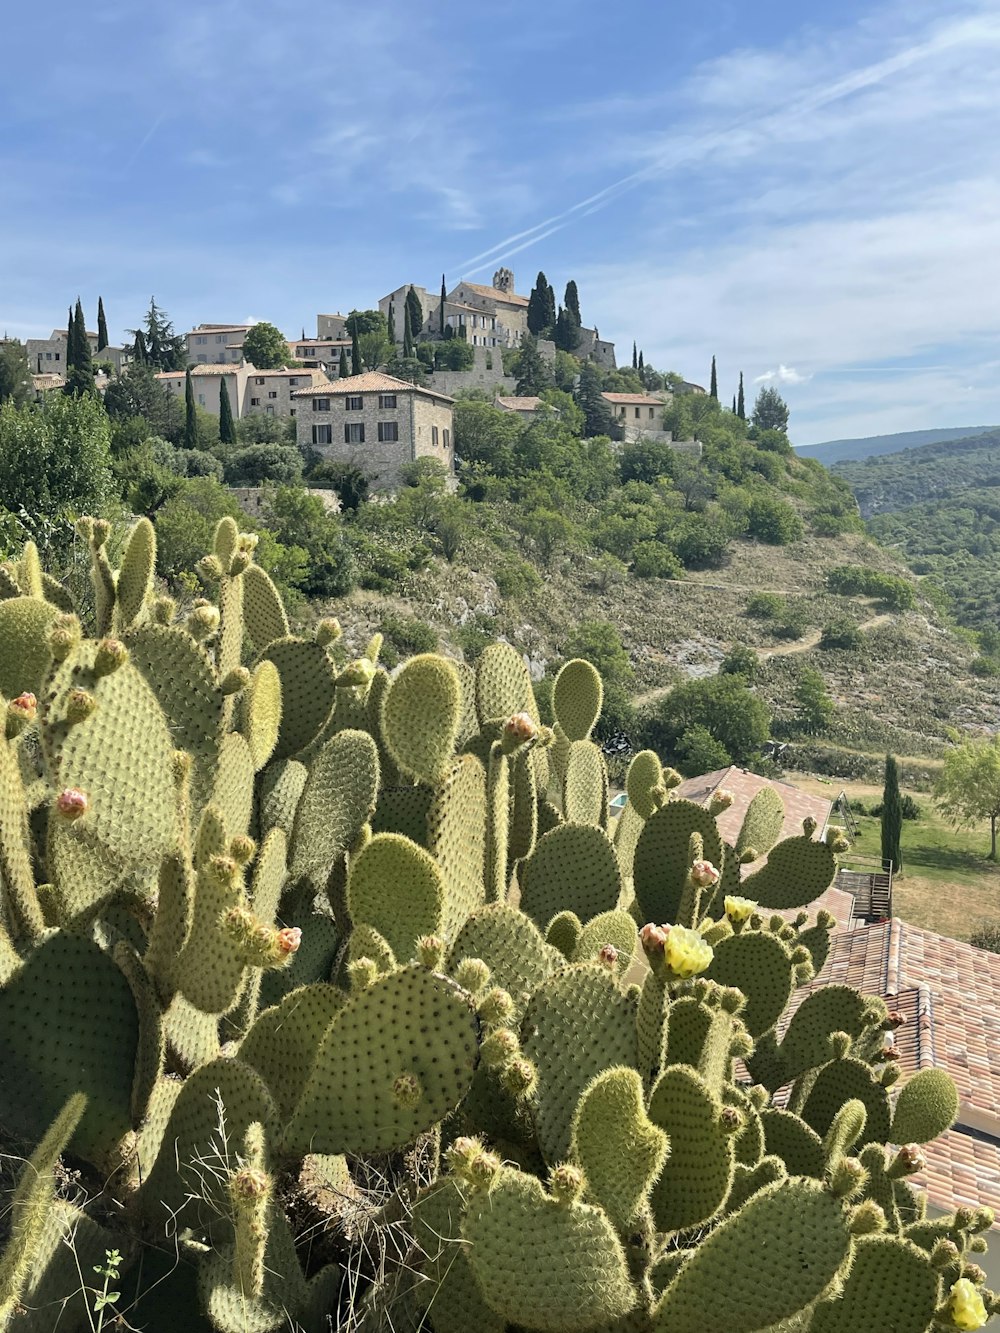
[832,428,1000,635]
[797,426,996,467]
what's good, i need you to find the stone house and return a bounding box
[316,313,350,341]
[601,392,666,441]
[185,324,253,365]
[495,395,545,421]
[287,338,351,372]
[292,371,454,490]
[26,328,129,375]
[157,364,327,420]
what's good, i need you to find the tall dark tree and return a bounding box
[406,286,423,341]
[402,316,414,359]
[514,334,552,397]
[732,394,737,414]
[709,356,718,400]
[219,377,236,445]
[97,296,109,352]
[387,301,396,344]
[440,275,447,335]
[128,298,186,371]
[132,329,146,364]
[553,305,580,353]
[65,299,94,396]
[339,347,350,378]
[351,331,362,376]
[527,272,555,336]
[575,360,616,438]
[881,754,903,873]
[632,341,638,370]
[183,367,198,449]
[564,279,581,326]
[737,371,746,420]
[638,350,644,373]
[752,385,790,433]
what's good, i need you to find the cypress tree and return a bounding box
[514,334,552,397]
[710,356,718,400]
[632,341,638,370]
[881,755,903,874]
[66,307,73,369]
[543,279,556,334]
[638,350,644,372]
[65,299,94,395]
[183,367,198,448]
[403,317,414,359]
[440,274,446,335]
[387,301,396,344]
[132,329,146,364]
[737,371,745,420]
[351,331,362,375]
[97,296,109,352]
[339,347,350,378]
[564,279,581,326]
[406,286,423,341]
[527,272,555,336]
[219,376,236,444]
[575,360,616,438]
[732,394,737,414]
[301,327,306,341]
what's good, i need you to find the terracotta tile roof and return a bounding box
[674,766,833,872]
[909,1129,1000,1219]
[601,392,664,406]
[459,281,530,308]
[156,365,239,378]
[495,396,543,411]
[288,339,351,349]
[290,371,454,403]
[187,324,253,335]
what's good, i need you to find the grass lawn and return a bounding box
[788,775,1000,941]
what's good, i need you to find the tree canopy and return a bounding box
[243,322,289,369]
[935,736,1000,860]
[752,386,790,433]
[0,340,31,407]
[128,298,186,371]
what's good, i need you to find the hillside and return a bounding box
[833,429,1000,634]
[797,424,996,467]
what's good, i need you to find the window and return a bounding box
[443,429,451,450]
[345,423,365,444]
[378,394,396,409]
[432,426,439,447]
[198,355,207,363]
[216,334,224,343]
[45,351,52,360]
[649,408,654,419]
[346,395,363,411]
[268,390,277,399]
[290,409,296,417]
[635,407,640,419]
[312,424,332,445]
[312,398,330,412]
[289,378,298,386]
[266,405,274,415]
[196,335,206,344]
[255,377,265,385]
[377,421,399,442]
[250,397,261,406]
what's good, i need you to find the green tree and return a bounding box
[632,341,638,370]
[553,305,580,352]
[564,280,581,326]
[267,486,356,597]
[345,309,387,338]
[881,754,903,873]
[514,334,552,397]
[183,368,197,449]
[97,296,109,352]
[643,673,771,768]
[129,298,186,371]
[709,355,718,400]
[0,394,114,518]
[527,272,555,336]
[936,736,1000,860]
[339,347,350,378]
[218,376,236,445]
[104,363,184,440]
[351,332,362,376]
[440,275,447,335]
[720,644,760,680]
[0,340,31,406]
[387,301,396,344]
[737,371,745,420]
[236,414,296,446]
[752,385,790,433]
[243,322,289,369]
[676,724,732,777]
[453,400,522,476]
[223,443,302,486]
[64,299,95,397]
[307,459,368,510]
[574,360,615,438]
[563,620,633,689]
[131,329,146,364]
[402,316,414,358]
[405,286,423,341]
[517,507,577,566]
[795,666,834,734]
[359,328,391,372]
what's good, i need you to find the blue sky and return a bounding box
[2,0,999,444]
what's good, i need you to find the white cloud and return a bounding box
[755,365,810,385]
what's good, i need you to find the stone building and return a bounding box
[292,371,454,490]
[287,338,351,372]
[157,364,327,420]
[185,324,252,365]
[316,313,350,341]
[601,392,667,441]
[26,328,129,375]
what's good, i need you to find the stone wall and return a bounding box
[228,487,342,518]
[296,388,454,490]
[428,345,517,396]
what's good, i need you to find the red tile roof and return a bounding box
[290,371,453,403]
[601,392,664,406]
[495,396,544,411]
[458,281,530,308]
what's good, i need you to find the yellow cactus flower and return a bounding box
[947,1278,988,1330]
[664,925,714,979]
[725,895,757,923]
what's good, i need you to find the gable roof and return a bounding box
[675,766,833,868]
[156,364,240,379]
[601,392,663,406]
[495,396,544,411]
[290,370,453,403]
[457,281,530,308]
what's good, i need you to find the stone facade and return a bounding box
[157,364,327,419]
[316,313,349,341]
[288,338,351,371]
[186,324,251,365]
[575,326,617,370]
[26,328,129,375]
[229,486,341,519]
[292,371,454,490]
[426,344,516,396]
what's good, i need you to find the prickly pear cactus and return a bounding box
[0,522,991,1333]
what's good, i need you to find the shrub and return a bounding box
[672,515,730,570]
[641,672,771,767]
[379,610,438,657]
[223,443,303,487]
[675,723,732,776]
[826,564,916,611]
[820,616,862,651]
[632,540,682,579]
[495,558,542,599]
[969,921,1000,953]
[773,603,811,640]
[745,494,804,545]
[719,644,760,679]
[746,591,784,618]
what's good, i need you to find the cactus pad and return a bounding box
[890,1068,959,1144]
[706,929,794,1036]
[742,834,837,909]
[633,800,724,926]
[648,1064,734,1232]
[382,653,462,784]
[475,642,537,726]
[448,903,556,1022]
[572,1066,668,1231]
[239,984,345,1122]
[242,563,289,653]
[290,728,379,881]
[563,740,606,825]
[809,1234,939,1333]
[735,786,785,858]
[552,658,603,742]
[261,637,337,760]
[519,823,622,933]
[0,596,56,699]
[347,833,445,963]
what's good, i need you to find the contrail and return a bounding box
[121,111,168,173]
[455,13,1000,277]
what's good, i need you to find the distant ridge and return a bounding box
[797,426,996,467]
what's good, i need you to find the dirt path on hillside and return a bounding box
[631,612,897,708]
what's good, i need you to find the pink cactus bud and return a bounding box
[56,788,89,820]
[690,859,720,888]
[66,689,97,723]
[10,692,37,718]
[502,712,537,751]
[276,927,301,956]
[895,1144,926,1174]
[885,1010,907,1029]
[640,922,668,953]
[598,943,619,969]
[230,1167,269,1201]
